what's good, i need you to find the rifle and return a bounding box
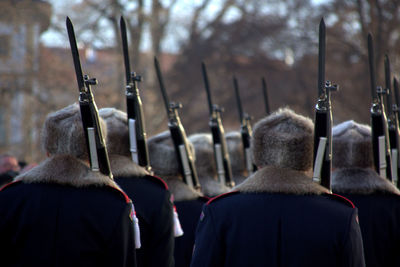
[66,17,112,179]
[261,77,270,115]
[368,34,393,181]
[201,62,235,188]
[120,16,151,172]
[393,77,400,187]
[233,75,256,175]
[384,55,399,185]
[154,57,200,190]
[312,18,338,190]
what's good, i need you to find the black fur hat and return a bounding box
[332,120,373,169]
[98,108,130,157]
[41,103,107,160]
[251,108,314,171]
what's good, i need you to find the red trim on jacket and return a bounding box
[206,191,239,205]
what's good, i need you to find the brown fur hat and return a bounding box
[147,131,180,177]
[251,108,314,171]
[98,108,130,157]
[188,133,217,177]
[332,120,373,169]
[41,103,107,160]
[225,131,247,182]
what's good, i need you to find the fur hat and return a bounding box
[251,108,314,171]
[147,131,180,177]
[98,108,130,157]
[41,103,107,160]
[188,133,229,196]
[188,133,217,177]
[332,120,373,169]
[225,131,247,183]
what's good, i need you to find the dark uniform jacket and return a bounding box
[110,155,175,267]
[332,168,400,267]
[190,166,365,267]
[0,155,137,267]
[163,177,208,267]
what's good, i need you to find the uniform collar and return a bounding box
[234,166,329,195]
[332,167,400,195]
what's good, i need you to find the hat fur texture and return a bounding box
[332,120,373,169]
[147,131,180,177]
[251,108,314,171]
[41,103,107,161]
[188,133,229,197]
[225,131,247,184]
[98,108,131,157]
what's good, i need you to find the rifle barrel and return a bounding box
[233,76,243,123]
[201,62,214,114]
[261,77,270,115]
[318,18,325,96]
[154,57,171,114]
[368,33,377,99]
[394,78,400,108]
[384,54,392,114]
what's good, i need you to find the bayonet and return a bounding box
[66,17,112,179]
[261,77,270,115]
[201,62,234,188]
[154,57,200,190]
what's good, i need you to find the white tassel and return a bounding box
[173,206,184,237]
[130,203,141,248]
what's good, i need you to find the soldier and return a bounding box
[148,131,208,267]
[332,120,400,267]
[0,154,20,187]
[190,108,365,267]
[0,104,137,267]
[188,133,230,197]
[99,108,175,267]
[225,131,248,185]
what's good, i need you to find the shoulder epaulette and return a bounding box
[207,191,239,205]
[145,175,169,190]
[0,180,22,192]
[324,193,355,208]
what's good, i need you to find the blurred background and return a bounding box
[1,0,400,164]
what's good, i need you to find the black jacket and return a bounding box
[190,166,365,267]
[333,168,400,267]
[110,155,175,267]
[0,155,137,267]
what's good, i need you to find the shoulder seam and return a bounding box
[327,193,355,208]
[207,191,239,205]
[147,175,169,190]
